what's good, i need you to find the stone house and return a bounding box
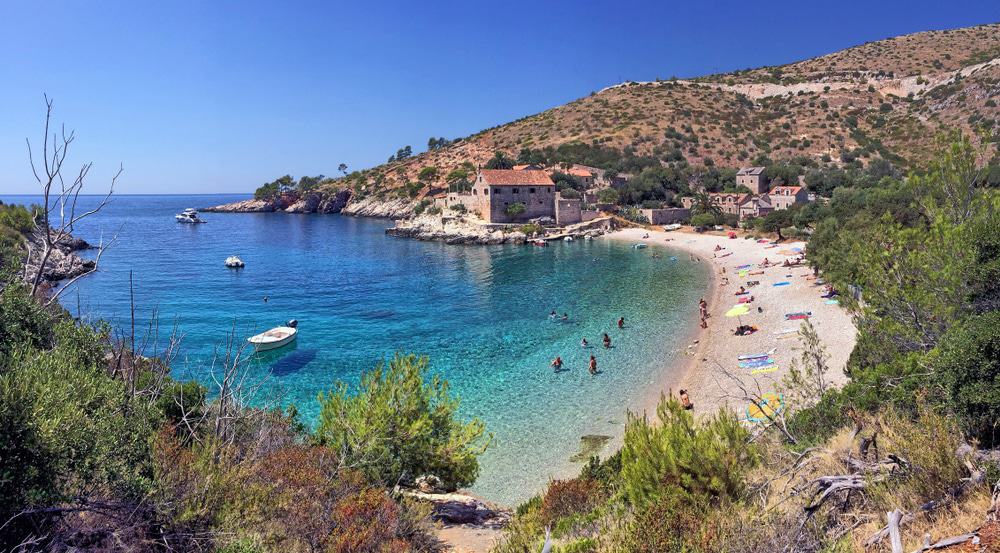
[566,167,596,188]
[680,193,750,216]
[736,167,768,194]
[738,194,774,220]
[768,186,809,210]
[468,169,556,223]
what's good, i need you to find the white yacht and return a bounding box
[175,208,206,224]
[225,255,245,268]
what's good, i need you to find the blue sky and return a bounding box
[1,1,997,194]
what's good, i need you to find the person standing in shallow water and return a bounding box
[617,317,625,329]
[550,356,563,372]
[602,333,612,349]
[588,355,598,375]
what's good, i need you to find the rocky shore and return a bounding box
[386,213,620,245]
[202,189,415,219]
[23,231,96,283]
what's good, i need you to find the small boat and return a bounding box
[563,236,574,242]
[248,320,298,351]
[531,239,548,247]
[175,208,206,224]
[664,223,682,231]
[225,255,245,268]
[633,243,648,249]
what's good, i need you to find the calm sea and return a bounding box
[1,194,708,505]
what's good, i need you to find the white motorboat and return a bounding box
[563,236,574,242]
[633,243,648,249]
[225,255,245,268]
[175,208,206,224]
[248,320,298,351]
[664,223,682,231]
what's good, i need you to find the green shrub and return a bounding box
[620,397,757,509]
[935,312,1000,446]
[539,478,603,525]
[518,223,543,236]
[690,212,717,229]
[505,202,526,217]
[315,354,490,490]
[450,203,467,213]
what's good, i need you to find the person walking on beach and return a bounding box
[617,317,625,329]
[550,356,563,372]
[602,333,612,349]
[588,355,598,375]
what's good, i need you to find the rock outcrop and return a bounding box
[23,231,96,283]
[402,490,510,528]
[386,214,620,245]
[340,196,414,218]
[202,198,275,213]
[203,189,411,218]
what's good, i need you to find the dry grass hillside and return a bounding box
[333,22,1000,199]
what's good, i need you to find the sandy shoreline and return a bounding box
[606,227,856,418]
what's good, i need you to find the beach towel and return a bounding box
[738,296,754,304]
[746,392,784,423]
[773,328,797,335]
[825,299,840,305]
[751,366,778,375]
[738,350,774,360]
[735,264,751,270]
[785,313,811,321]
[773,281,791,287]
[739,358,775,369]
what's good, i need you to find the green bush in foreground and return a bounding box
[315,353,491,490]
[620,398,757,509]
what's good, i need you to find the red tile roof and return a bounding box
[480,169,554,186]
[567,168,594,177]
[771,186,803,195]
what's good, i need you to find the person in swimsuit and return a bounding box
[617,317,625,329]
[588,355,598,375]
[581,337,589,348]
[603,333,612,348]
[551,356,563,372]
[562,313,569,321]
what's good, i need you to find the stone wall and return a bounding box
[555,196,582,225]
[640,207,690,225]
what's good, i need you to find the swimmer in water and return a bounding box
[581,337,589,348]
[549,310,557,319]
[603,333,612,348]
[617,317,625,329]
[562,313,569,321]
[550,356,563,372]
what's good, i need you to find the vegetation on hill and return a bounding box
[310,23,999,210]
[491,136,1000,552]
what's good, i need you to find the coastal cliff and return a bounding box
[203,189,415,219]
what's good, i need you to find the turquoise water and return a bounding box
[1,194,708,505]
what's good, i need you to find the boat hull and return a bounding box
[248,327,297,351]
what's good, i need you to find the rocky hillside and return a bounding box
[332,22,999,201]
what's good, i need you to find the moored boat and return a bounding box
[175,208,206,224]
[225,255,245,268]
[248,320,298,351]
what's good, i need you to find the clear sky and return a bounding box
[1,1,997,194]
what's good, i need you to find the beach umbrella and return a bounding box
[725,304,750,327]
[725,305,750,317]
[746,392,784,423]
